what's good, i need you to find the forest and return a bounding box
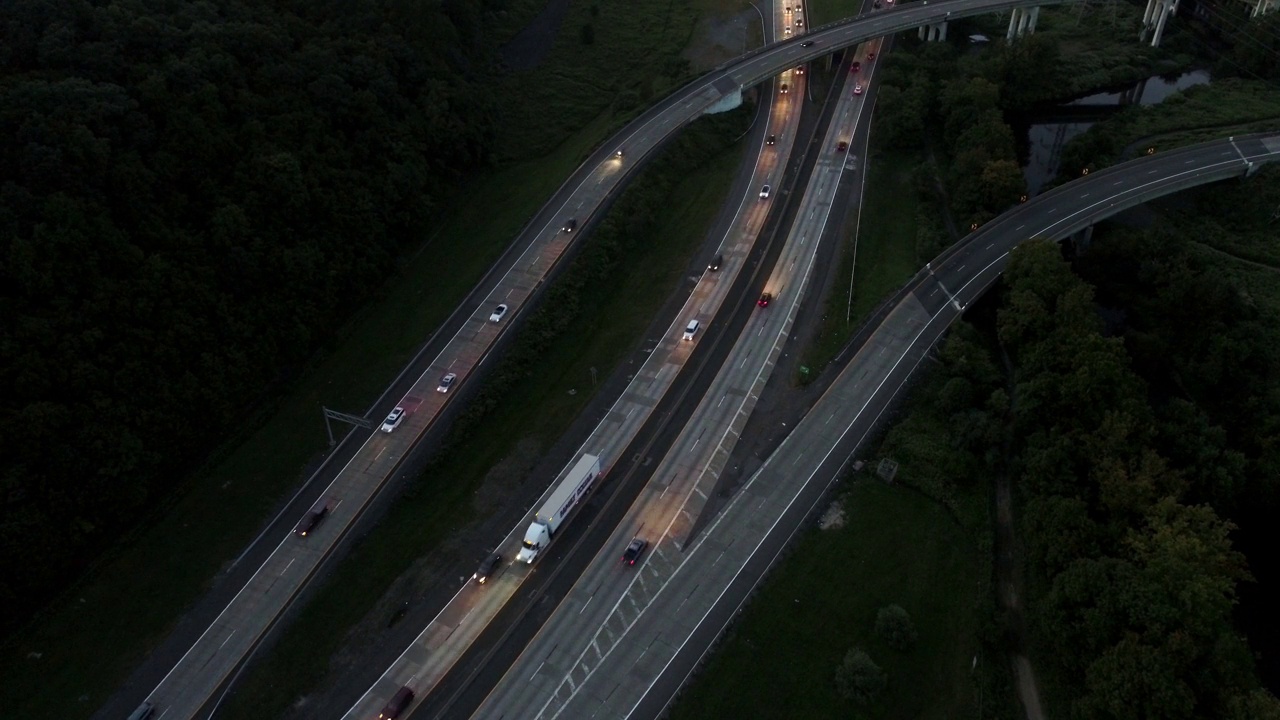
[0,0,501,632]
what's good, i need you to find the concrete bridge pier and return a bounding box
[1006,6,1040,42]
[704,86,743,115]
[1118,76,1148,105]
[917,21,948,41]
[1140,0,1178,47]
[1069,224,1095,252]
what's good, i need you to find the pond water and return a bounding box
[1014,69,1212,194]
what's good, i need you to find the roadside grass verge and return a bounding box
[668,478,983,720]
[218,112,751,718]
[807,0,862,25]
[800,144,920,380]
[493,0,697,159]
[0,108,626,720]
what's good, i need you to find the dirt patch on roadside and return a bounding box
[818,499,847,530]
[684,9,757,72]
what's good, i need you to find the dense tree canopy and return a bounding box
[0,0,499,631]
[998,242,1274,718]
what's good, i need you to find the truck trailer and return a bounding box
[516,454,601,563]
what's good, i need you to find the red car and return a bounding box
[758,292,773,308]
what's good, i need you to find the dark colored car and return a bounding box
[622,537,648,566]
[836,141,849,153]
[378,686,414,720]
[562,218,577,233]
[868,51,876,59]
[758,292,773,308]
[766,134,776,145]
[294,498,331,538]
[473,553,502,584]
[800,40,815,47]
[708,254,723,271]
[851,61,861,72]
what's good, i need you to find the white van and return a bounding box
[682,320,700,341]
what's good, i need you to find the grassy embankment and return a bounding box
[669,447,986,719]
[800,141,922,379]
[0,0,711,714]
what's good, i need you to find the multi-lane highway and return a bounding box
[104,0,1195,716]
[339,2,827,716]
[469,34,886,720]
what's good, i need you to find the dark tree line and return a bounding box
[885,234,1280,716]
[0,0,501,632]
[996,242,1269,719]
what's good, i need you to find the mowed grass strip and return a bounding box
[0,109,623,720]
[801,144,920,378]
[494,0,696,159]
[806,0,863,25]
[218,126,749,717]
[668,478,982,720]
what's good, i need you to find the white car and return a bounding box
[682,319,700,341]
[759,184,771,199]
[437,372,457,393]
[854,83,864,95]
[380,407,406,433]
[489,304,509,323]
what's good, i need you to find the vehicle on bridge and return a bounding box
[294,497,334,538]
[517,454,602,563]
[437,372,457,393]
[473,553,503,584]
[622,537,648,566]
[380,406,407,433]
[378,686,414,719]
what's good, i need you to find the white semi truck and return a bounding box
[516,453,601,564]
